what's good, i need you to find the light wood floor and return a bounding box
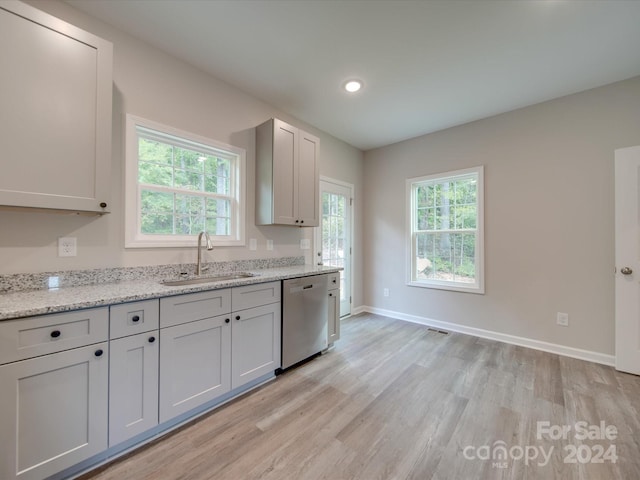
[81,313,640,480]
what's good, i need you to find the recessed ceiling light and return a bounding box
[344,80,363,93]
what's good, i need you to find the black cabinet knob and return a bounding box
[235,315,241,321]
[295,220,299,224]
[329,293,333,297]
[94,349,104,357]
[148,336,156,343]
[99,202,107,208]
[225,318,230,323]
[131,315,140,322]
[300,220,304,224]
[50,330,61,338]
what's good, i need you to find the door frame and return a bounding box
[315,176,354,318]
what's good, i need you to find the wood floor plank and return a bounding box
[79,313,640,480]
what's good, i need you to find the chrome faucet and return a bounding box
[196,231,214,275]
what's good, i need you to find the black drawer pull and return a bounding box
[148,336,156,343]
[225,318,230,323]
[235,315,241,321]
[131,315,140,322]
[94,349,104,357]
[50,330,61,338]
[329,293,333,297]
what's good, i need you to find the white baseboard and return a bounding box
[357,305,615,367]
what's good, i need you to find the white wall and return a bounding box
[363,76,640,356]
[0,0,364,307]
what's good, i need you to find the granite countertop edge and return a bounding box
[0,265,341,321]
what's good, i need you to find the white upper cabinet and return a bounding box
[256,118,319,226]
[0,1,113,214]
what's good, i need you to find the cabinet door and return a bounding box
[109,332,159,446]
[231,303,281,389]
[272,118,297,225]
[328,289,340,344]
[159,315,231,422]
[296,130,320,226]
[0,2,112,213]
[0,343,108,480]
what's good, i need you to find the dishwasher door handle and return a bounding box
[289,283,316,294]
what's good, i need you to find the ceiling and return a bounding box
[66,0,640,151]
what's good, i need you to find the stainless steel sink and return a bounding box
[162,272,256,286]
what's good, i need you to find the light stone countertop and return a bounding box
[0,264,340,321]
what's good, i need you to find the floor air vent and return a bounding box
[427,328,449,335]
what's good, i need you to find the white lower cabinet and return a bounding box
[159,314,231,423]
[0,280,288,479]
[108,332,159,446]
[0,342,109,480]
[108,300,160,446]
[231,302,281,389]
[328,273,340,345]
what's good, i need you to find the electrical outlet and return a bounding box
[300,239,310,250]
[249,238,257,251]
[556,312,569,327]
[266,239,273,251]
[383,288,389,297]
[58,237,77,257]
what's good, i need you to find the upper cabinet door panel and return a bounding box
[297,131,320,226]
[272,119,297,224]
[0,2,113,213]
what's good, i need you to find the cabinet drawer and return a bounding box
[327,272,339,290]
[110,299,159,339]
[232,281,281,311]
[160,289,231,328]
[0,307,108,365]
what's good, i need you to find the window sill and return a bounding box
[407,279,484,295]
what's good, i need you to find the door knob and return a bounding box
[621,267,633,275]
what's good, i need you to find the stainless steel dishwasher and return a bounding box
[281,274,329,369]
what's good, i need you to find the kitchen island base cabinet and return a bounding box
[159,315,231,423]
[0,343,108,480]
[109,332,159,446]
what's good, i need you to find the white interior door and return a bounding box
[615,145,640,375]
[316,178,352,317]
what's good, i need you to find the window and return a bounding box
[125,115,245,248]
[407,166,484,293]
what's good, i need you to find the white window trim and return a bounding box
[406,165,484,294]
[124,114,246,248]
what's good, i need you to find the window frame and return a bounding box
[406,165,484,294]
[124,114,246,248]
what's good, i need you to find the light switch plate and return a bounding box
[556,312,569,327]
[300,239,310,250]
[266,239,273,251]
[249,238,257,251]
